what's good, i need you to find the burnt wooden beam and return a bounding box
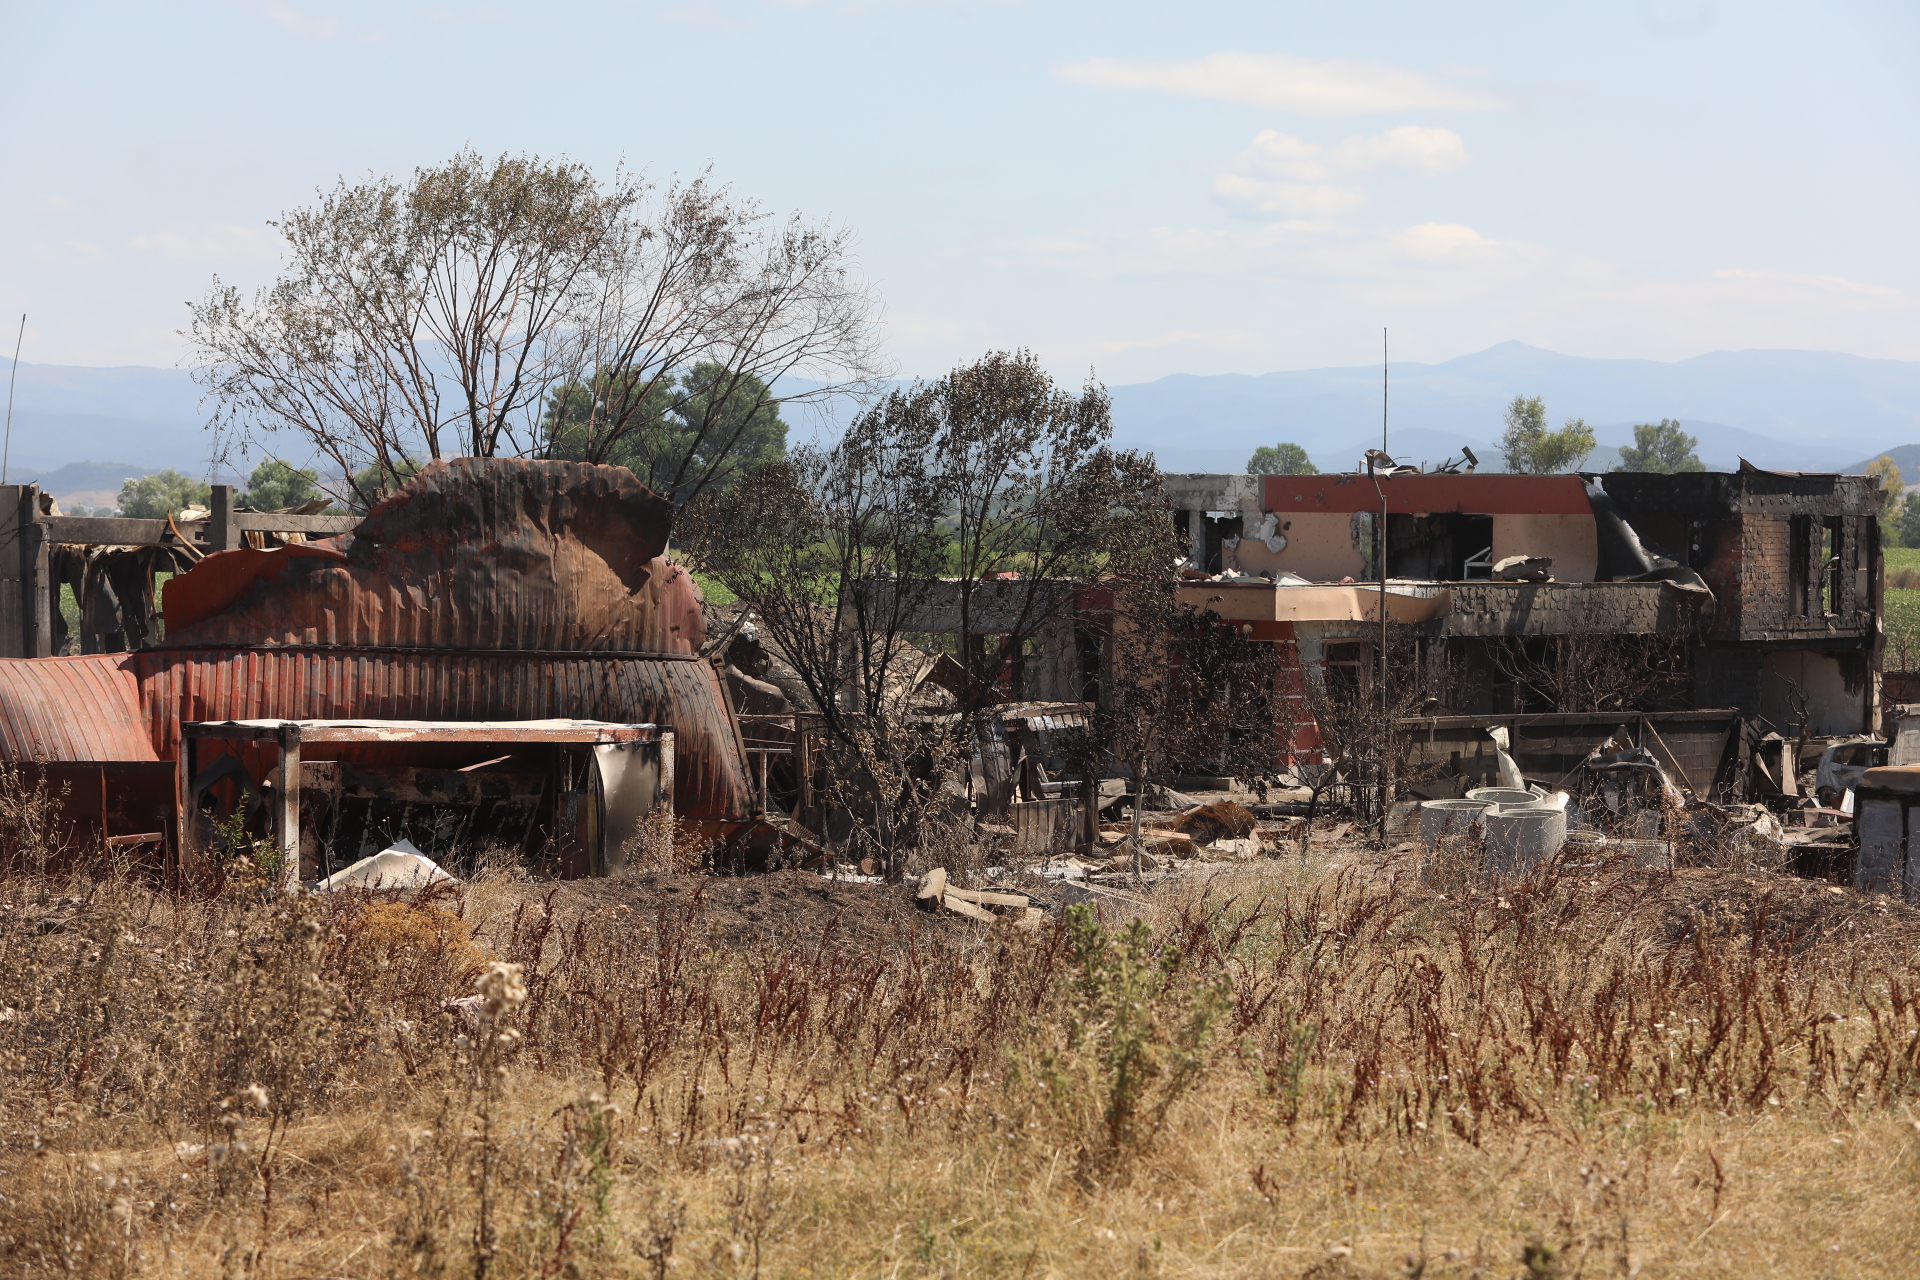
[40,511,362,547]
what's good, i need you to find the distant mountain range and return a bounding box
[1109,341,1920,475]
[8,342,1920,493]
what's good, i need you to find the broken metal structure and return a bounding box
[181,717,673,888]
[0,459,752,877]
[1166,466,1884,766]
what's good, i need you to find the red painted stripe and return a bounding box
[1261,474,1592,515]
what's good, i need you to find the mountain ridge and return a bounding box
[7,342,1920,478]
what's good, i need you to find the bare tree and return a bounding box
[189,149,879,510]
[1291,624,1433,851]
[681,353,1170,873]
[1482,631,1692,714]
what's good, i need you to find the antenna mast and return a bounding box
[2,315,22,486]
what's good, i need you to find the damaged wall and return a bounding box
[0,459,754,826]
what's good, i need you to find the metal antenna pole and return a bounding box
[2,315,22,486]
[1379,328,1389,840]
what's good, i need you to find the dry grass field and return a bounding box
[2,835,1918,1279]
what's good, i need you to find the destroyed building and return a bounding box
[0,460,753,878]
[1166,465,1883,735]
[891,466,1883,806]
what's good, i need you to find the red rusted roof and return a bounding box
[160,458,703,654]
[131,647,750,822]
[1261,474,1593,515]
[0,654,158,761]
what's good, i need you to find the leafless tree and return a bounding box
[681,353,1169,873]
[1482,631,1692,714]
[189,149,879,509]
[1292,624,1433,851]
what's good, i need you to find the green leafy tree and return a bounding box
[1616,419,1705,473]
[241,458,321,510]
[545,363,786,500]
[189,149,876,513]
[1246,442,1317,475]
[1500,395,1595,474]
[1865,455,1905,523]
[117,469,212,519]
[343,458,422,515]
[1895,491,1920,549]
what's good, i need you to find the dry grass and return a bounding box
[2,841,1918,1278]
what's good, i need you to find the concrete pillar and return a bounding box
[1188,507,1207,572]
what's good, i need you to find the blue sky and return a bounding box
[3,0,1917,383]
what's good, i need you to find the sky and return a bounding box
[3,0,1918,385]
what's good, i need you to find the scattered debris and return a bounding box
[316,840,457,892]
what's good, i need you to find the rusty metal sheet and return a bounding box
[0,654,158,761]
[159,458,703,654]
[132,647,749,823]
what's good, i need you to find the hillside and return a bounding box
[13,342,1920,477]
[1111,342,1920,474]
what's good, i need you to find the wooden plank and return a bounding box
[943,886,1029,909]
[43,516,188,546]
[181,721,659,745]
[25,495,51,657]
[42,511,360,547]
[231,512,360,534]
[209,485,238,553]
[940,893,996,923]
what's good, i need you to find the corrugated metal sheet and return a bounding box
[0,654,158,761]
[131,647,750,822]
[160,458,702,653]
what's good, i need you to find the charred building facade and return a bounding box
[1165,466,1884,740]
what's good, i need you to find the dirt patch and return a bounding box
[480,869,971,953]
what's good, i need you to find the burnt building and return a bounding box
[0,459,754,876]
[1166,465,1885,740]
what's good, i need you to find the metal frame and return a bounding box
[179,718,672,889]
[0,482,364,658]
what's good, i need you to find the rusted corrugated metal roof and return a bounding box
[0,654,158,761]
[160,458,702,653]
[131,647,750,822]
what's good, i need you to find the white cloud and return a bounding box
[1056,53,1504,117]
[1389,222,1499,262]
[1211,175,1367,219]
[1713,268,1900,298]
[1328,126,1469,175]
[1215,126,1469,220]
[128,224,281,261]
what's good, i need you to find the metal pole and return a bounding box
[3,314,22,486]
[1379,329,1389,840]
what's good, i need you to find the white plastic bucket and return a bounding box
[1420,799,1491,845]
[1482,805,1568,871]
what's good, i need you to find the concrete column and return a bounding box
[272,723,302,889]
[1188,507,1207,572]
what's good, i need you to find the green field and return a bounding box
[1884,548,1920,665]
[1886,545,1920,573]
